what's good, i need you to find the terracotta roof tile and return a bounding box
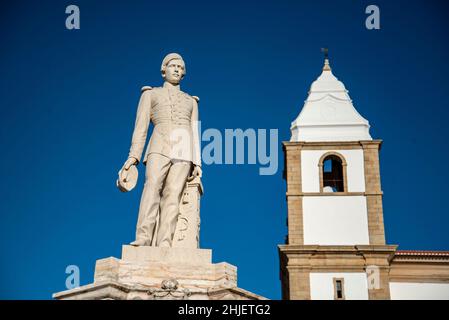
[395,250,449,256]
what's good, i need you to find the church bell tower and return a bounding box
[279,53,397,300]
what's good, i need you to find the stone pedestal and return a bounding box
[53,245,265,300]
[173,177,203,248]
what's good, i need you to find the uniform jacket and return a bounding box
[128,83,201,167]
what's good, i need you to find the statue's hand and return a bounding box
[117,157,138,192]
[123,157,138,171]
[192,165,202,178]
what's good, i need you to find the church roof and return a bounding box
[395,250,449,257]
[290,58,372,142]
[393,250,449,263]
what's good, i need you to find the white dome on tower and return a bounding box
[290,58,372,142]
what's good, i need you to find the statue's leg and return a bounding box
[156,160,192,247]
[133,153,171,245]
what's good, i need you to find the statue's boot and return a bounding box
[130,239,147,246]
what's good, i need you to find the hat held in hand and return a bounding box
[116,165,138,192]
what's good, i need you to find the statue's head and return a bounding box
[161,53,186,84]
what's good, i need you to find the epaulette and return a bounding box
[141,86,153,93]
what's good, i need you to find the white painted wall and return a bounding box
[310,273,369,300]
[390,282,449,300]
[303,196,370,245]
[301,149,366,193]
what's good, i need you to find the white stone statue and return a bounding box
[118,53,202,248]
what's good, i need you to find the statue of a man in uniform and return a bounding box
[118,53,202,247]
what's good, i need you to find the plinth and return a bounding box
[53,245,265,300]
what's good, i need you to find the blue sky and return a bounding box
[1,0,449,299]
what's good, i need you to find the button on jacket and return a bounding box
[128,83,201,167]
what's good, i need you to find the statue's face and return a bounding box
[164,58,185,84]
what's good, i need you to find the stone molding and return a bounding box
[278,244,397,300]
[283,140,382,150]
[53,280,266,300]
[286,192,383,197]
[390,251,449,284]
